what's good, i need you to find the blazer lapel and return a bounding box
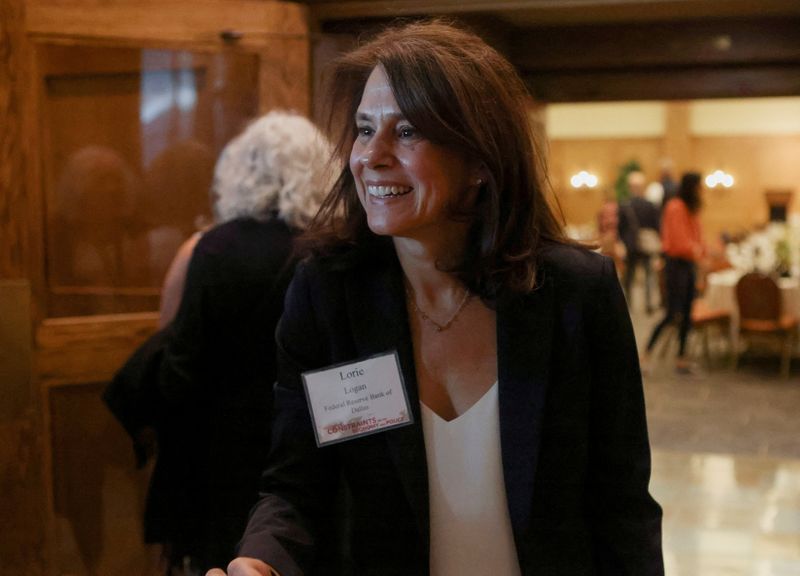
[341,245,555,550]
[343,248,430,545]
[497,275,555,541]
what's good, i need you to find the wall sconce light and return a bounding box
[570,170,598,189]
[705,169,734,188]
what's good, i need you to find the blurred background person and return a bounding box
[157,227,205,329]
[105,110,334,575]
[618,170,661,314]
[641,172,705,375]
[141,139,216,290]
[645,157,678,209]
[597,188,625,274]
[51,146,140,288]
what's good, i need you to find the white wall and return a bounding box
[690,97,800,136]
[546,101,665,138]
[545,97,800,138]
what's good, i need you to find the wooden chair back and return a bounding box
[735,272,782,322]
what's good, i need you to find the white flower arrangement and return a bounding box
[725,221,799,276]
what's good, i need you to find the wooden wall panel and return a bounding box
[548,137,663,227]
[0,0,49,574]
[26,0,308,44]
[4,3,312,574]
[259,37,311,115]
[512,17,800,71]
[0,280,47,574]
[36,313,160,576]
[691,134,800,242]
[49,383,153,576]
[547,131,800,246]
[310,8,800,103]
[305,0,800,23]
[35,313,159,387]
[0,412,48,574]
[311,33,357,124]
[525,64,800,103]
[1,0,29,280]
[36,44,259,317]
[663,102,691,175]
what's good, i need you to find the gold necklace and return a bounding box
[405,282,472,332]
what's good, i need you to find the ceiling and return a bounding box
[297,0,800,102]
[303,0,800,25]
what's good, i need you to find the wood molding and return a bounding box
[0,4,49,572]
[35,313,159,387]
[309,11,800,103]
[0,277,48,573]
[664,102,691,176]
[0,0,30,280]
[26,0,310,44]
[525,64,800,102]
[304,0,800,22]
[259,37,311,115]
[306,0,543,20]
[510,16,800,72]
[26,41,50,327]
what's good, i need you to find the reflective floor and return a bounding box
[629,283,800,576]
[652,451,800,576]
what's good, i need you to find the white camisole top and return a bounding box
[420,382,522,576]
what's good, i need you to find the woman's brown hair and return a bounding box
[306,19,567,299]
[678,171,702,213]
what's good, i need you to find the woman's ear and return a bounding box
[463,163,489,210]
[471,163,490,189]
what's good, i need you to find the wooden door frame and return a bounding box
[19,2,311,571]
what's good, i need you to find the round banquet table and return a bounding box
[704,269,800,352]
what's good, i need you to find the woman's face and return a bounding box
[349,66,479,242]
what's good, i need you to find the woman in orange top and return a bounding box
[642,172,704,374]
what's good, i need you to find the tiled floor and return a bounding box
[651,452,800,576]
[644,365,800,460]
[627,289,800,575]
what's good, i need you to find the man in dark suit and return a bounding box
[619,171,662,314]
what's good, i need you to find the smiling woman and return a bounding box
[310,28,568,300]
[350,66,479,243]
[209,19,663,576]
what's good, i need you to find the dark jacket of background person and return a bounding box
[155,216,298,567]
[238,239,664,576]
[105,110,334,573]
[618,195,661,258]
[105,217,298,569]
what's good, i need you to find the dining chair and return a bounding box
[690,298,732,368]
[653,263,732,368]
[653,298,731,368]
[734,272,798,378]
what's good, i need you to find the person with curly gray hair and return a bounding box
[106,110,334,576]
[159,111,333,326]
[212,112,332,229]
[157,110,333,574]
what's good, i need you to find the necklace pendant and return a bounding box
[405,281,472,334]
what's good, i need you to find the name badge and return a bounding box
[302,351,413,447]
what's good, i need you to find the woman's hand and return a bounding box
[205,557,275,576]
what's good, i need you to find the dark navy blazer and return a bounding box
[239,240,664,576]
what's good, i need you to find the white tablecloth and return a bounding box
[704,269,800,352]
[705,269,800,319]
